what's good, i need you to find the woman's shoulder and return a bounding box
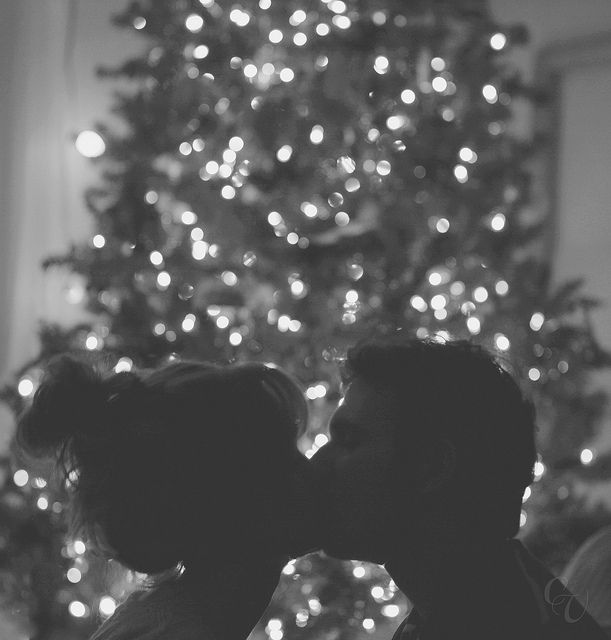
[90,578,215,640]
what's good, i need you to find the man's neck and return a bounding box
[385,534,511,624]
[182,553,287,640]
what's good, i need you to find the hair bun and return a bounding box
[17,354,107,456]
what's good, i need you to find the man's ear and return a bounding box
[421,438,456,493]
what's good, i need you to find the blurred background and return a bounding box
[1,0,611,638]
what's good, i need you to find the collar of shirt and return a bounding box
[389,538,607,640]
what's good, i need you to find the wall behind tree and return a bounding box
[0,0,137,449]
[490,0,611,451]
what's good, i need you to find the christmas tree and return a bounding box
[2,0,610,638]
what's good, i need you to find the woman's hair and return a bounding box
[17,354,307,574]
[562,525,611,632]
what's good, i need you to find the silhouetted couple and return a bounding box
[18,338,607,639]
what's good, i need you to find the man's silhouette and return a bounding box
[313,338,606,639]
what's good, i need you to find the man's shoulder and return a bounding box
[389,539,607,640]
[508,539,607,639]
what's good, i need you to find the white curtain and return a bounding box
[0,0,138,450]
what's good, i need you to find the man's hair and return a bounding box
[344,337,537,538]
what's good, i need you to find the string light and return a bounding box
[17,377,34,397]
[67,568,82,584]
[216,316,229,329]
[530,312,545,331]
[229,8,250,26]
[466,317,481,335]
[432,76,447,92]
[68,601,88,618]
[150,250,163,266]
[353,566,366,578]
[185,14,204,32]
[192,240,208,259]
[410,295,427,312]
[450,281,465,296]
[374,56,390,74]
[310,125,324,144]
[495,280,509,295]
[229,136,244,151]
[376,160,391,176]
[75,130,105,157]
[473,286,488,303]
[436,218,450,233]
[276,145,293,162]
[268,211,283,226]
[580,448,594,465]
[99,596,117,617]
[459,147,477,163]
[193,45,209,59]
[534,460,546,480]
[495,333,510,351]
[229,331,243,346]
[453,164,468,183]
[114,357,133,373]
[328,192,344,207]
[401,89,416,104]
[428,272,442,286]
[490,33,507,50]
[279,67,295,82]
[490,212,506,231]
[269,29,283,43]
[13,469,29,487]
[345,177,360,191]
[482,84,498,104]
[73,540,87,555]
[221,185,236,199]
[430,294,447,310]
[85,334,101,350]
[528,367,541,381]
[371,586,384,600]
[157,271,171,288]
[335,211,350,226]
[221,271,238,286]
[182,314,196,332]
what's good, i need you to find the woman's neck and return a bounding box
[181,553,288,640]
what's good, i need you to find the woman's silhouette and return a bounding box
[17,354,319,639]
